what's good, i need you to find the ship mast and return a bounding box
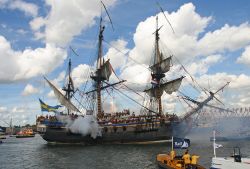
[152,16,165,114]
[62,58,75,115]
[91,17,105,118]
[86,7,124,118]
[146,16,184,115]
[97,18,104,118]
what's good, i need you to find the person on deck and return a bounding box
[170,150,176,160]
[182,150,191,169]
[191,155,199,169]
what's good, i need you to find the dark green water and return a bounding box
[1,135,250,169]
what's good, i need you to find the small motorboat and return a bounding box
[16,129,35,138]
[157,153,206,169]
[210,131,250,169]
[0,135,7,139]
[157,137,206,169]
[211,147,250,169]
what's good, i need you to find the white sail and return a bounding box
[144,76,184,98]
[149,56,171,74]
[162,76,184,94]
[44,77,79,112]
[100,59,112,81]
[144,86,162,98]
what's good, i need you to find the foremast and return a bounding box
[62,58,75,115]
[145,16,184,115]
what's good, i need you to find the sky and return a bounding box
[1,0,250,126]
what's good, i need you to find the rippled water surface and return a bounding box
[1,135,250,169]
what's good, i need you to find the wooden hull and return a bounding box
[38,122,175,144]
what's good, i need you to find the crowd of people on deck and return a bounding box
[36,113,79,124]
[97,109,179,125]
[37,109,179,126]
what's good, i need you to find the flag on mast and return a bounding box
[173,137,190,149]
[39,99,62,113]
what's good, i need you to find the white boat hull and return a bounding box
[211,157,250,169]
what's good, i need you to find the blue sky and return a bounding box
[1,0,250,126]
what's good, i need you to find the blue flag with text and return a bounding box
[173,137,190,149]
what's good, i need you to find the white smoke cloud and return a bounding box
[69,116,100,139]
[56,115,100,139]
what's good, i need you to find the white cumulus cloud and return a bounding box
[0,0,39,17]
[22,84,39,96]
[72,64,92,88]
[0,36,67,83]
[237,45,250,66]
[29,0,117,46]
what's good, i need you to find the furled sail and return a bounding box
[99,59,112,81]
[44,77,79,112]
[144,76,184,98]
[149,56,171,74]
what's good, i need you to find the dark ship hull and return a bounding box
[16,135,35,138]
[38,121,176,144]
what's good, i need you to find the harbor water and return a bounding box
[1,135,250,169]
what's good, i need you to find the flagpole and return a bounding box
[172,136,173,151]
[213,130,216,158]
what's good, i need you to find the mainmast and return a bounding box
[90,18,107,118]
[153,16,165,114]
[146,16,184,115]
[62,58,75,114]
[86,5,122,118]
[96,18,104,118]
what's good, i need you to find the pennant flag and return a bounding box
[173,137,190,149]
[39,99,62,113]
[214,143,223,149]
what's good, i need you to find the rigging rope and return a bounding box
[107,62,145,99]
[109,84,158,114]
[103,39,150,71]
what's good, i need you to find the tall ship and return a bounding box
[37,10,226,144]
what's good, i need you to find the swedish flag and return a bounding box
[39,99,62,113]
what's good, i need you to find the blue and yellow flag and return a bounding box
[39,99,62,113]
